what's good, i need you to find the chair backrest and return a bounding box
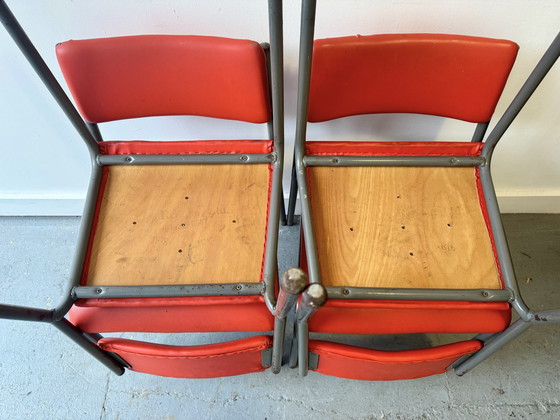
[56,35,271,124]
[308,33,518,123]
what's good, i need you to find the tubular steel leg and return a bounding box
[482,31,560,157]
[296,283,327,376]
[263,0,285,312]
[471,122,489,142]
[454,319,531,376]
[478,164,532,320]
[0,0,99,157]
[272,269,308,373]
[54,162,103,319]
[287,154,298,226]
[0,304,54,323]
[294,0,321,285]
[53,318,126,376]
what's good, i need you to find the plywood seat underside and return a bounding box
[84,164,270,287]
[309,166,502,290]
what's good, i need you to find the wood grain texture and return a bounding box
[309,166,501,289]
[86,164,270,286]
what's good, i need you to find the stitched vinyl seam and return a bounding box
[309,347,479,365]
[103,343,270,360]
[306,151,480,157]
[474,167,505,288]
[101,142,274,156]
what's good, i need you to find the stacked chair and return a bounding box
[288,0,560,380]
[1,0,559,381]
[0,0,302,378]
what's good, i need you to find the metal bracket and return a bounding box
[261,347,272,367]
[308,352,319,370]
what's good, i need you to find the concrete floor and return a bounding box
[0,214,559,419]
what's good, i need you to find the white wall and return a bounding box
[1,0,559,215]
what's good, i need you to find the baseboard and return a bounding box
[0,194,85,216]
[1,193,559,216]
[496,193,560,214]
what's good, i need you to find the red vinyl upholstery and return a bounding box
[70,295,274,334]
[308,33,518,123]
[100,336,272,378]
[57,35,271,123]
[309,339,482,381]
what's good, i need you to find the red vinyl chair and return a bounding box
[290,0,560,380]
[0,0,299,379]
[54,34,290,378]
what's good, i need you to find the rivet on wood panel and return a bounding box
[396,195,401,199]
[184,196,189,200]
[349,227,354,232]
[401,225,405,230]
[232,220,237,223]
[447,223,452,227]
[181,223,186,227]
[132,221,137,225]
[178,249,183,253]
[409,252,414,256]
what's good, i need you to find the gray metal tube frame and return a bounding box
[293,0,560,376]
[271,269,308,373]
[0,0,287,373]
[98,153,275,166]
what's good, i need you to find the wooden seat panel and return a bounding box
[309,166,501,289]
[85,164,270,286]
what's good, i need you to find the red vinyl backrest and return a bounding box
[56,35,271,124]
[308,34,519,123]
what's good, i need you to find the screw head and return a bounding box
[240,155,249,162]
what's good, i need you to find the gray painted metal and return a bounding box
[272,268,308,373]
[454,319,531,376]
[532,310,560,323]
[478,165,531,320]
[303,155,485,167]
[53,318,126,376]
[0,0,99,158]
[482,31,560,158]
[294,0,320,288]
[86,122,104,142]
[471,122,489,142]
[261,347,273,367]
[296,283,327,376]
[74,283,265,299]
[326,287,513,302]
[263,0,285,313]
[98,153,275,166]
[0,304,54,323]
[308,352,319,370]
[55,162,103,319]
[286,155,298,226]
